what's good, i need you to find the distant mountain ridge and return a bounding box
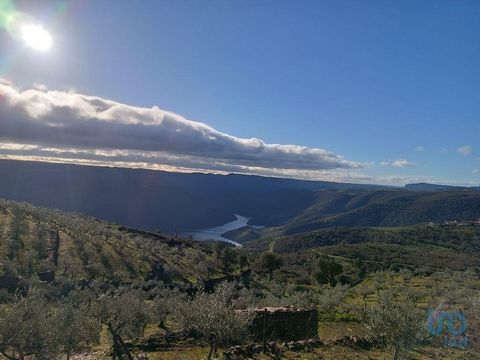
[1,159,479,236]
[405,182,480,192]
[0,159,384,232]
[278,188,480,235]
[227,188,480,244]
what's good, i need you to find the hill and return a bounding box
[405,182,480,192]
[1,198,480,359]
[0,159,384,233]
[1,160,479,243]
[0,197,241,289]
[246,225,480,271]
[276,188,480,235]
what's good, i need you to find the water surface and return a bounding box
[185,214,251,247]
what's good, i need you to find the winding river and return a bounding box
[185,214,252,247]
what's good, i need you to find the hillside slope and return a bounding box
[280,189,480,235]
[0,198,236,288]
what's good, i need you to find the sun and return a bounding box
[20,24,52,52]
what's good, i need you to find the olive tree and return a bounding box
[314,256,343,286]
[91,289,150,360]
[152,286,188,331]
[56,295,101,360]
[364,290,424,360]
[315,284,349,313]
[6,208,25,261]
[171,282,253,360]
[355,284,374,314]
[0,291,58,360]
[258,253,283,279]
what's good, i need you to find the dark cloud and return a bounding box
[0,81,361,174]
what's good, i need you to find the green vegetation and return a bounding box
[258,252,283,279]
[169,282,253,359]
[0,198,480,359]
[364,290,424,359]
[226,188,480,248]
[278,189,480,234]
[0,199,236,286]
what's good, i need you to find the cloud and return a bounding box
[380,159,417,168]
[473,169,479,174]
[0,141,380,183]
[457,146,473,156]
[0,81,362,176]
[0,78,13,86]
[1,142,476,186]
[416,146,424,152]
[33,83,48,91]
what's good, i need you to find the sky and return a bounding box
[0,0,479,186]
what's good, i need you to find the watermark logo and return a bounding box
[427,303,467,349]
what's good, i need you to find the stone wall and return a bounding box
[242,306,318,341]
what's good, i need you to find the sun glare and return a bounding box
[21,24,52,52]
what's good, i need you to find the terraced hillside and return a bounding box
[0,198,239,288]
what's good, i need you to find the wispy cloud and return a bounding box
[416,146,425,152]
[0,80,362,178]
[457,145,473,156]
[380,159,417,168]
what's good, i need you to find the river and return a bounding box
[185,214,253,247]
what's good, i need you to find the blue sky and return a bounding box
[0,0,479,185]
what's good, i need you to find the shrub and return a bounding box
[364,290,424,360]
[171,282,253,359]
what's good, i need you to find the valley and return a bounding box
[1,2,477,358]
[1,159,479,236]
[184,214,250,246]
[0,160,480,359]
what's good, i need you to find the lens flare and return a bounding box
[0,0,17,29]
[21,24,52,51]
[0,0,53,52]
